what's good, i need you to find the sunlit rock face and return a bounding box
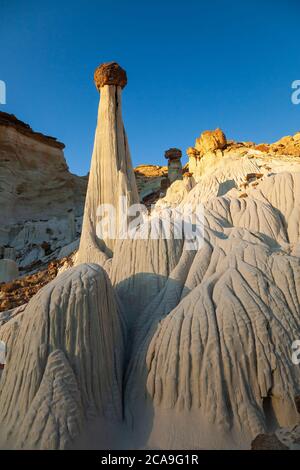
[77,62,139,264]
[1,64,300,451]
[0,112,86,225]
[134,164,168,205]
[195,128,227,155]
[0,112,87,274]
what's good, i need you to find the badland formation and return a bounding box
[1,62,300,450]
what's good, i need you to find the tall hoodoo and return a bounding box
[77,62,139,264]
[164,148,183,183]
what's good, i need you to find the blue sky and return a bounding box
[1,0,300,175]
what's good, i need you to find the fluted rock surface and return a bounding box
[2,69,300,450]
[0,263,125,449]
[73,93,300,448]
[77,68,139,263]
[123,171,300,449]
[1,151,300,449]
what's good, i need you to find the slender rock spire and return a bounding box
[77,62,139,264]
[164,147,183,183]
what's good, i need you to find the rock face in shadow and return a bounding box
[0,264,125,449]
[251,433,289,450]
[144,239,300,437]
[0,259,18,283]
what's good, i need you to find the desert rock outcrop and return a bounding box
[165,148,183,183]
[0,264,125,449]
[0,111,87,274]
[123,171,300,449]
[77,62,139,263]
[0,112,86,226]
[195,128,227,155]
[0,255,75,313]
[1,66,300,451]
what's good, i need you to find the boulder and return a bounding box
[270,132,300,157]
[251,434,289,450]
[164,148,182,160]
[195,128,227,155]
[94,61,127,90]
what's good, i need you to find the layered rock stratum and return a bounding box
[1,64,300,450]
[0,111,87,276]
[0,112,87,224]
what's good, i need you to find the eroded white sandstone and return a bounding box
[1,68,300,450]
[0,263,125,449]
[77,63,139,264]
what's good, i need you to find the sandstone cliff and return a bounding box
[0,111,87,225]
[0,112,87,275]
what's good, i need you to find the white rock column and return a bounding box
[77,62,139,264]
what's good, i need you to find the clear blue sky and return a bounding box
[1,0,300,175]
